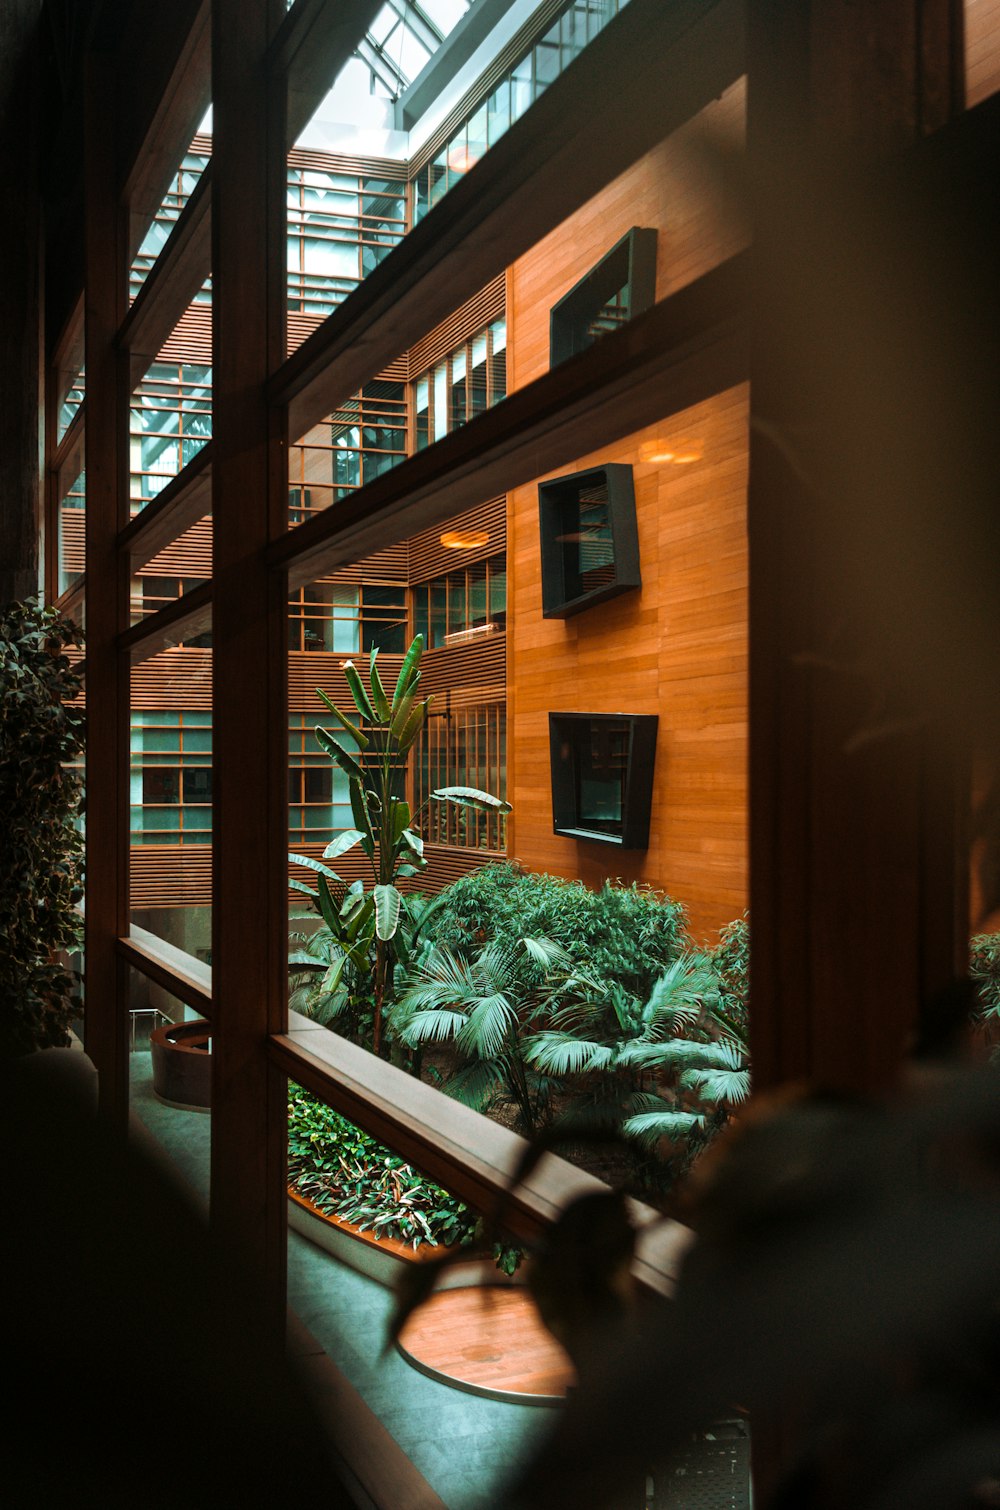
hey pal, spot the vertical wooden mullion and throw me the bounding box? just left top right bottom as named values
left=211, top=0, right=289, bottom=1336
left=83, top=47, right=131, bottom=1124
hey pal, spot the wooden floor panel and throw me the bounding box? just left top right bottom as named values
left=396, top=1286, right=574, bottom=1402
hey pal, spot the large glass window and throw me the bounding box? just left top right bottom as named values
left=413, top=320, right=506, bottom=450
left=130, top=362, right=213, bottom=510
left=289, top=381, right=407, bottom=523
left=412, top=552, right=506, bottom=648
left=412, top=0, right=632, bottom=222
left=130, top=712, right=213, bottom=845
left=287, top=169, right=407, bottom=316
left=129, top=149, right=212, bottom=304
left=289, top=713, right=353, bottom=845
left=287, top=582, right=407, bottom=653
left=415, top=701, right=507, bottom=850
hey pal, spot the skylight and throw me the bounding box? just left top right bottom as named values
left=355, top=0, right=475, bottom=101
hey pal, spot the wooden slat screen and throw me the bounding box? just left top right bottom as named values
left=407, top=494, right=506, bottom=581
left=406, top=273, right=505, bottom=376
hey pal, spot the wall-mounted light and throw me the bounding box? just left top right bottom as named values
left=440, top=529, right=489, bottom=550
left=443, top=622, right=498, bottom=645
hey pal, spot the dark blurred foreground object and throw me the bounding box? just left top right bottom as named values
left=0, top=1047, right=354, bottom=1508
left=502, top=1064, right=1000, bottom=1509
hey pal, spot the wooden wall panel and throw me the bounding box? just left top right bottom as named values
left=966, top=0, right=1000, bottom=105
left=504, top=114, right=750, bottom=941
left=507, top=80, right=747, bottom=394
left=507, top=386, right=748, bottom=943
left=406, top=274, right=505, bottom=377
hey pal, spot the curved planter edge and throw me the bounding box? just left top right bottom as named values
left=287, top=1189, right=523, bottom=1291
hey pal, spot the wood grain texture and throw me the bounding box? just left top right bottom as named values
left=396, top=1287, right=574, bottom=1400
left=507, top=376, right=748, bottom=942
left=967, top=0, right=1000, bottom=105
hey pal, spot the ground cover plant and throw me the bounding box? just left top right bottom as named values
left=287, top=1084, right=478, bottom=1251
left=0, top=599, right=84, bottom=1056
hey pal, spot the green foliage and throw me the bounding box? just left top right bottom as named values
left=287, top=1085, right=478, bottom=1250
left=425, top=862, right=688, bottom=1001
left=710, top=913, right=749, bottom=1036
left=0, top=598, right=84, bottom=1056
left=289, top=637, right=511, bottom=1056
left=970, top=931, right=1000, bottom=1024
left=390, top=935, right=572, bottom=1136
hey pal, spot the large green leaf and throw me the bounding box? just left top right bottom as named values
left=369, top=647, right=391, bottom=720
left=390, top=799, right=411, bottom=844
left=349, top=780, right=375, bottom=856
left=391, top=633, right=424, bottom=712
left=288, top=853, right=342, bottom=882
left=401, top=828, right=424, bottom=859
left=622, top=1109, right=705, bottom=1147
left=287, top=951, right=326, bottom=969
left=320, top=952, right=348, bottom=998
left=316, top=876, right=341, bottom=933
left=342, top=661, right=377, bottom=723
left=389, top=673, right=421, bottom=739
left=315, top=726, right=366, bottom=782
left=395, top=695, right=432, bottom=752
left=431, top=786, right=513, bottom=814
left=314, top=688, right=369, bottom=748
left=288, top=878, right=318, bottom=898
left=373, top=883, right=403, bottom=940
left=323, top=828, right=365, bottom=859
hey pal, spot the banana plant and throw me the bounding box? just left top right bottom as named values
left=289, top=633, right=511, bottom=1057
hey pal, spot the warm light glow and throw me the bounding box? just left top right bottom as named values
left=638, top=440, right=675, bottom=463
left=440, top=529, right=489, bottom=550
left=447, top=146, right=480, bottom=173
left=638, top=438, right=703, bottom=465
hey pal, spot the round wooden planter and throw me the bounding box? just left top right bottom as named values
left=287, top=1187, right=521, bottom=1292
left=150, top=1019, right=212, bottom=1111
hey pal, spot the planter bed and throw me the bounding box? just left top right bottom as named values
left=287, top=1186, right=520, bottom=1291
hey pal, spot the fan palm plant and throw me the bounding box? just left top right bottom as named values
left=525, top=951, right=750, bottom=1148
left=390, top=935, right=573, bottom=1137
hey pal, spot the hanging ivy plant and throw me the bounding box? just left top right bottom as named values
left=0, top=598, right=84, bottom=1056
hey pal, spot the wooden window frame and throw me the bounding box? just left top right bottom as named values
left=60, top=0, right=755, bottom=1495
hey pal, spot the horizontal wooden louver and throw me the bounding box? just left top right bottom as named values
left=407, top=274, right=505, bottom=377
left=287, top=147, right=408, bottom=180
left=130, top=842, right=501, bottom=909
left=60, top=509, right=85, bottom=572
left=140, top=518, right=212, bottom=577
left=416, top=636, right=506, bottom=698
left=156, top=304, right=212, bottom=366
left=130, top=648, right=212, bottom=709
left=407, top=495, right=506, bottom=580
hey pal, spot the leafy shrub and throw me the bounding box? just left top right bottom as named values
left=970, top=931, right=1000, bottom=1028
left=287, top=1085, right=478, bottom=1250
left=710, top=913, right=749, bottom=1036
left=427, top=862, right=688, bottom=1002
left=0, top=599, right=84, bottom=1056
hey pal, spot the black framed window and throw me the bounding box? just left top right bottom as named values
left=538, top=464, right=640, bottom=617
left=549, top=712, right=658, bottom=849
left=549, top=226, right=657, bottom=366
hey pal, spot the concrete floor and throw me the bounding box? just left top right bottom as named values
left=128, top=1053, right=554, bottom=1509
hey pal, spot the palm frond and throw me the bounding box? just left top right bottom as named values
left=622, top=1108, right=706, bottom=1148
left=397, top=1008, right=468, bottom=1046
left=680, top=1066, right=751, bottom=1107
left=642, top=952, right=720, bottom=1032
left=457, top=991, right=517, bottom=1059
left=444, top=1057, right=505, bottom=1112
left=618, top=1037, right=739, bottom=1072
left=524, top=1031, right=615, bottom=1075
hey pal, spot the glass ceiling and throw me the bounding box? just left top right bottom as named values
left=360, top=0, right=475, bottom=99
